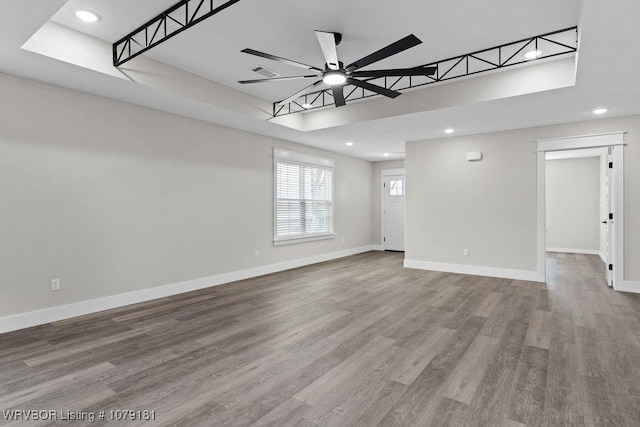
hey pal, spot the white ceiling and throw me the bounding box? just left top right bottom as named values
left=2, top=0, right=640, bottom=161
left=52, top=0, right=581, bottom=102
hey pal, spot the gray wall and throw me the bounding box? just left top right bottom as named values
left=0, top=73, right=374, bottom=317
left=406, top=131, right=537, bottom=272
left=546, top=157, right=600, bottom=252
left=406, top=115, right=640, bottom=281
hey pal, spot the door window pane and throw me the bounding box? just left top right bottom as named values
left=390, top=180, right=404, bottom=196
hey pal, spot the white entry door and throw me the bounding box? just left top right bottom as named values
left=604, top=151, right=614, bottom=287
left=383, top=175, right=405, bottom=251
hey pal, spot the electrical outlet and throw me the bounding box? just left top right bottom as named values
left=254, top=250, right=260, bottom=259
left=463, top=249, right=470, bottom=257
left=51, top=279, right=60, bottom=292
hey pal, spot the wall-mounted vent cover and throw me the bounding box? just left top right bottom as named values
left=252, top=66, right=280, bottom=78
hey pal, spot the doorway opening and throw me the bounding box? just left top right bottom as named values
left=536, top=132, right=625, bottom=288
left=381, top=168, right=405, bottom=252
left=545, top=148, right=608, bottom=285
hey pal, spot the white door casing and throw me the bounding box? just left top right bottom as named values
left=536, top=132, right=625, bottom=287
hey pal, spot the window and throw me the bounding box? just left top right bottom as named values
left=389, top=179, right=405, bottom=196
left=274, top=148, right=334, bottom=244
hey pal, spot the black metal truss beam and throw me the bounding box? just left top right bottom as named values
left=273, top=27, right=578, bottom=117
left=113, top=0, right=241, bottom=67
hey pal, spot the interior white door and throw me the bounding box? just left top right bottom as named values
left=383, top=175, right=405, bottom=251
left=604, top=151, right=614, bottom=286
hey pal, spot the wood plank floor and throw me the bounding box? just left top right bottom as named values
left=2, top=252, right=640, bottom=426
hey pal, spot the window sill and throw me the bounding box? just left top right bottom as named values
left=273, top=233, right=335, bottom=246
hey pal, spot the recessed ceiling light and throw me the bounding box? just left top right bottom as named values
left=445, top=128, right=455, bottom=134
left=301, top=103, right=313, bottom=109
left=345, top=141, right=355, bottom=146
left=322, top=70, right=347, bottom=86
left=592, top=108, right=608, bottom=115
left=523, top=49, right=542, bottom=60
left=383, top=153, right=391, bottom=157
left=75, top=10, right=100, bottom=23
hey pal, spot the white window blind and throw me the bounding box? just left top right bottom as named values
left=274, top=149, right=334, bottom=243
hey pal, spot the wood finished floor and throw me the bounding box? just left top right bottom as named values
left=2, top=252, right=640, bottom=426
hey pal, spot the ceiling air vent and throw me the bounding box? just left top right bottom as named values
left=251, top=66, right=280, bottom=79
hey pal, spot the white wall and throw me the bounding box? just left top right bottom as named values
left=406, top=115, right=640, bottom=283
left=546, top=157, right=600, bottom=253
left=0, top=73, right=374, bottom=319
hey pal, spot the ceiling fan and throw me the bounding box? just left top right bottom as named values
left=238, top=31, right=437, bottom=107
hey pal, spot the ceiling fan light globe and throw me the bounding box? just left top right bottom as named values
left=323, top=71, right=347, bottom=86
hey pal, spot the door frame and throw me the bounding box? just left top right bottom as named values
left=536, top=132, right=626, bottom=287
left=381, top=168, right=406, bottom=251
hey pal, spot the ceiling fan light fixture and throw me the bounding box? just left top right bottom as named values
left=323, top=70, right=347, bottom=86
left=75, top=10, right=100, bottom=23
left=523, top=49, right=542, bottom=60
left=241, top=32, right=423, bottom=109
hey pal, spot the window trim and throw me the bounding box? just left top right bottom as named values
left=273, top=148, right=335, bottom=245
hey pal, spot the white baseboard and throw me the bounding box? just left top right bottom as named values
left=546, top=248, right=601, bottom=255
left=546, top=248, right=606, bottom=263
left=371, top=245, right=384, bottom=251
left=404, top=259, right=540, bottom=282
left=0, top=245, right=375, bottom=334
left=614, top=280, right=640, bottom=294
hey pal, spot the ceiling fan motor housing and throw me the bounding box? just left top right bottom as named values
left=325, top=61, right=344, bottom=72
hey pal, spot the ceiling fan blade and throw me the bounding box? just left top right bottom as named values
left=238, top=75, right=319, bottom=84
left=241, top=48, right=323, bottom=72
left=332, top=86, right=346, bottom=107
left=347, top=78, right=401, bottom=99
left=277, top=80, right=324, bottom=106
left=345, top=34, right=422, bottom=72
left=316, top=30, right=340, bottom=70
left=351, top=65, right=437, bottom=78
